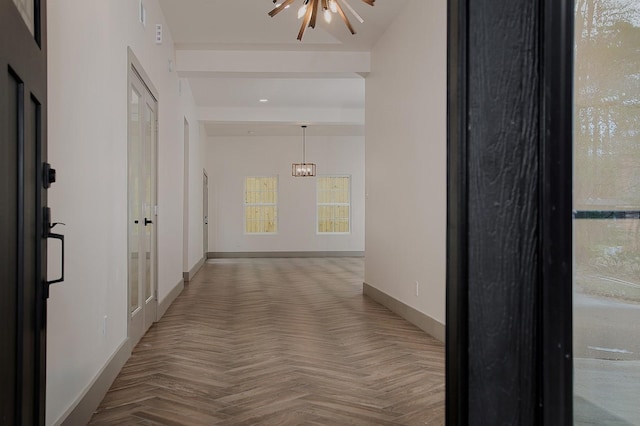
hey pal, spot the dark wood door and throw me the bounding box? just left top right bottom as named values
left=0, top=0, right=49, bottom=424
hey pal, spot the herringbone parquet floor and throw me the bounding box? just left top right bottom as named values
left=90, top=258, right=445, bottom=425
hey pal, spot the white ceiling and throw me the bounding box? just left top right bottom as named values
left=159, top=0, right=407, bottom=50
left=204, top=122, right=365, bottom=137
left=189, top=77, right=365, bottom=109
left=158, top=0, right=408, bottom=136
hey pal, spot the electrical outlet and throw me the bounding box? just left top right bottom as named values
left=102, top=315, right=108, bottom=337
left=415, top=281, right=419, bottom=296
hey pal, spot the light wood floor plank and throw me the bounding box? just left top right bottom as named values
left=90, top=258, right=444, bottom=424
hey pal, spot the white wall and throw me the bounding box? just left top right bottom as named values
left=186, top=121, right=206, bottom=269
left=364, top=0, right=447, bottom=325
left=47, top=0, right=201, bottom=423
left=207, top=135, right=365, bottom=253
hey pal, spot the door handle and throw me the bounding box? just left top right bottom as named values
left=144, top=217, right=153, bottom=226
left=47, top=231, right=64, bottom=286
left=44, top=207, right=65, bottom=288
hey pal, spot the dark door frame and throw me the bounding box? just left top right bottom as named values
left=446, top=0, right=574, bottom=424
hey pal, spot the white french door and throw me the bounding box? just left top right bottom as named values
left=128, top=64, right=158, bottom=345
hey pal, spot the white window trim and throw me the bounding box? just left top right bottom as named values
left=316, top=174, right=351, bottom=235
left=244, top=175, right=279, bottom=235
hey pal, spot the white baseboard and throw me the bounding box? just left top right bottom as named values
left=208, top=251, right=365, bottom=258
left=183, top=255, right=205, bottom=282
left=158, top=278, right=184, bottom=320
left=57, top=275, right=188, bottom=425
left=58, top=339, right=131, bottom=426
left=363, top=282, right=445, bottom=342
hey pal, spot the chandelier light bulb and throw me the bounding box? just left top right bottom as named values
left=324, top=8, right=332, bottom=23
left=297, top=3, right=307, bottom=19
left=329, top=0, right=338, bottom=13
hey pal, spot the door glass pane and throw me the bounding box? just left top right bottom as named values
left=573, top=0, right=640, bottom=424
left=129, top=86, right=141, bottom=313
left=144, top=103, right=154, bottom=301
left=11, top=0, right=34, bottom=37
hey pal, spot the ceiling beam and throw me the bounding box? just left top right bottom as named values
left=198, top=106, right=365, bottom=125
left=176, top=49, right=370, bottom=77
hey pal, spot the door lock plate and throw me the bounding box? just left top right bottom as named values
left=43, top=162, right=56, bottom=188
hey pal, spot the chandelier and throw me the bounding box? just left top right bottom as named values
left=292, top=125, right=316, bottom=177
left=269, top=0, right=375, bottom=41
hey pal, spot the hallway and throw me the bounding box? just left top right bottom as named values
left=89, top=258, right=445, bottom=425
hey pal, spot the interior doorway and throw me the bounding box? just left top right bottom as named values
left=127, top=52, right=158, bottom=345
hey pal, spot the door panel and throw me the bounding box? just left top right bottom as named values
left=203, top=172, right=208, bottom=257
left=183, top=119, right=189, bottom=273
left=144, top=100, right=153, bottom=304
left=128, top=65, right=157, bottom=345
left=129, top=85, right=141, bottom=316
left=0, top=62, right=20, bottom=426
left=21, top=95, right=38, bottom=423
left=0, top=0, right=49, bottom=423
left=143, top=98, right=156, bottom=327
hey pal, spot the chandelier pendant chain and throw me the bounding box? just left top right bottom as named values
left=303, top=125, right=307, bottom=164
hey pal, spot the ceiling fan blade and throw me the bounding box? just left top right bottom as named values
left=335, top=0, right=356, bottom=34
left=268, top=0, right=297, bottom=17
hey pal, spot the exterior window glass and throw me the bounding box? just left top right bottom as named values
left=573, top=0, right=640, bottom=423
left=317, top=176, right=350, bottom=233
left=244, top=176, right=278, bottom=234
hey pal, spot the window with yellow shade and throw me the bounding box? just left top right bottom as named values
left=317, top=176, right=350, bottom=234
left=244, top=176, right=278, bottom=234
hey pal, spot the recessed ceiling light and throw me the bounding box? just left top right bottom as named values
left=259, top=99, right=269, bottom=103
